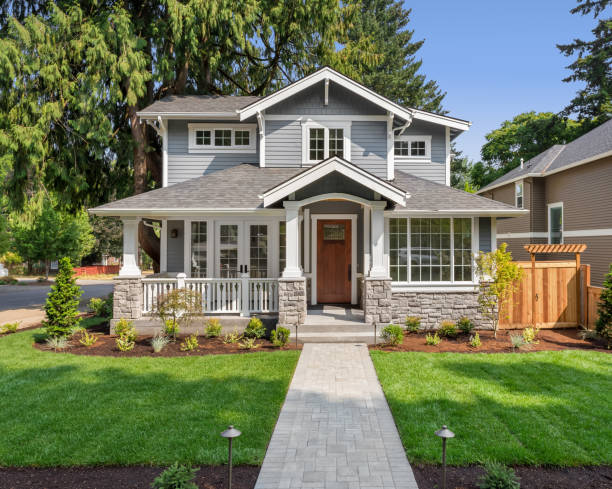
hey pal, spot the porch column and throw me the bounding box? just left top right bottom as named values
left=282, top=202, right=303, bottom=278
left=369, top=202, right=388, bottom=278
left=119, top=217, right=142, bottom=277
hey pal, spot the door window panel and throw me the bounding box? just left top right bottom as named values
left=249, top=224, right=268, bottom=278
left=190, top=222, right=207, bottom=278
left=219, top=224, right=239, bottom=277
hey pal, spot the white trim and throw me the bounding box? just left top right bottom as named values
left=261, top=156, right=408, bottom=207
left=363, top=205, right=371, bottom=276
left=264, top=114, right=390, bottom=121
left=445, top=127, right=451, bottom=186
left=187, top=123, right=256, bottom=153
left=515, top=180, right=524, bottom=208
left=496, top=232, right=548, bottom=239
left=160, top=219, right=167, bottom=273
left=564, top=228, right=612, bottom=237
left=385, top=209, right=528, bottom=217
left=310, top=213, right=358, bottom=305
left=304, top=208, right=311, bottom=273
left=393, top=134, right=432, bottom=160
left=90, top=208, right=286, bottom=217
left=238, top=67, right=471, bottom=131
left=256, top=112, right=265, bottom=167
left=138, top=112, right=239, bottom=120
left=301, top=120, right=351, bottom=165
left=183, top=218, right=192, bottom=277
left=119, top=217, right=142, bottom=277
left=160, top=117, right=168, bottom=188
left=547, top=202, right=564, bottom=244
left=387, top=112, right=394, bottom=180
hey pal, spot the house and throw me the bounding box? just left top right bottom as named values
left=90, top=67, right=525, bottom=330
left=477, top=119, right=612, bottom=286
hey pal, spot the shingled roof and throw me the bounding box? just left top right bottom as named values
left=137, top=95, right=262, bottom=117
left=478, top=119, right=612, bottom=193
left=90, top=164, right=523, bottom=216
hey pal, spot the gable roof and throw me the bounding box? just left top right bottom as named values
left=477, top=119, right=612, bottom=194
left=261, top=156, right=409, bottom=207
left=89, top=164, right=524, bottom=217
left=137, top=95, right=262, bottom=119
left=239, top=67, right=471, bottom=132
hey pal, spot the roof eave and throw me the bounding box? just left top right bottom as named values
left=386, top=209, right=529, bottom=217
left=89, top=207, right=284, bottom=217
left=136, top=111, right=240, bottom=120
left=476, top=173, right=542, bottom=194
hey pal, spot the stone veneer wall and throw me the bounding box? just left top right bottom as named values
left=390, top=290, right=489, bottom=329
left=278, top=278, right=307, bottom=327
left=363, top=278, right=392, bottom=325
left=112, top=277, right=143, bottom=324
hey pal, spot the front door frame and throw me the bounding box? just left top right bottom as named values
left=311, top=213, right=357, bottom=305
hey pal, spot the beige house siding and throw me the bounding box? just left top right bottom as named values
left=488, top=182, right=530, bottom=234
left=530, top=178, right=547, bottom=233
left=565, top=236, right=612, bottom=287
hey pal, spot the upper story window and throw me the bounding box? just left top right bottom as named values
left=515, top=181, right=524, bottom=208
left=188, top=123, right=256, bottom=153
left=302, top=122, right=350, bottom=165
left=393, top=135, right=432, bottom=159
left=548, top=203, right=563, bottom=244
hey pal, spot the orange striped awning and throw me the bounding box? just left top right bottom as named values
left=523, top=244, right=587, bottom=254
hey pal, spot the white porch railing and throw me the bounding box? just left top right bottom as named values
left=142, top=276, right=279, bottom=315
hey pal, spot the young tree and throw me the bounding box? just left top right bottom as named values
left=557, top=0, right=611, bottom=121
left=450, top=146, right=473, bottom=190
left=475, top=243, right=523, bottom=338
left=43, top=257, right=82, bottom=337
left=595, top=264, right=612, bottom=348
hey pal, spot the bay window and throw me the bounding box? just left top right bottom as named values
left=389, top=217, right=473, bottom=283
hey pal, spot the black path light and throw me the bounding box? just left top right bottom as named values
left=435, top=425, right=455, bottom=489
left=220, top=425, right=241, bottom=489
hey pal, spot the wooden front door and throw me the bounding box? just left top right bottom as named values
left=317, top=219, right=351, bottom=303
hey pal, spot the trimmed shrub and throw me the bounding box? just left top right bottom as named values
left=457, top=317, right=475, bottom=334
left=239, top=337, right=260, bottom=350
left=223, top=330, right=242, bottom=344
left=43, top=257, right=82, bottom=337
left=114, top=318, right=136, bottom=342
left=477, top=461, right=520, bottom=489
left=271, top=327, right=291, bottom=348
left=151, top=462, right=198, bottom=489
left=180, top=333, right=199, bottom=352
left=88, top=294, right=113, bottom=318
left=469, top=332, right=482, bottom=348
left=163, top=319, right=179, bottom=339
left=439, top=320, right=458, bottom=337
left=204, top=318, right=222, bottom=338
left=522, top=327, right=539, bottom=344
left=425, top=332, right=441, bottom=346
left=405, top=316, right=421, bottom=333
left=244, top=317, right=266, bottom=339
left=1, top=322, right=19, bottom=334
left=76, top=328, right=98, bottom=347
left=381, top=324, right=403, bottom=346
left=116, top=336, right=135, bottom=351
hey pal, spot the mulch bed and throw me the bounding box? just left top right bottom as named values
left=0, top=465, right=259, bottom=489
left=413, top=464, right=612, bottom=489
left=370, top=327, right=610, bottom=353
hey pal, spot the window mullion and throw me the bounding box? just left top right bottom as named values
left=324, top=127, right=329, bottom=159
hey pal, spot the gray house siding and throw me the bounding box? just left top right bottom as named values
left=478, top=217, right=492, bottom=252
left=166, top=220, right=184, bottom=273
left=265, top=120, right=302, bottom=167
left=350, top=121, right=387, bottom=179
left=394, top=119, right=446, bottom=184
left=167, top=119, right=259, bottom=185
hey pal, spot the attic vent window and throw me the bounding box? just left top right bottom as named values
left=394, top=135, right=431, bottom=159
left=188, top=124, right=256, bottom=153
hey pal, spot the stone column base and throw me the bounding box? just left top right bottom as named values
left=278, top=277, right=307, bottom=328
left=112, top=277, right=143, bottom=322
left=363, top=277, right=392, bottom=326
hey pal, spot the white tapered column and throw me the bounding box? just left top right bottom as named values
left=119, top=217, right=142, bottom=277
left=282, top=202, right=303, bottom=278
left=369, top=202, right=388, bottom=278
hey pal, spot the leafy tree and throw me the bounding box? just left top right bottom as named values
left=475, top=243, right=523, bottom=338
left=596, top=264, right=612, bottom=348
left=0, top=213, right=9, bottom=258
left=43, top=257, right=82, bottom=337
left=450, top=145, right=473, bottom=189
left=343, top=0, right=445, bottom=112
left=11, top=198, right=95, bottom=278
left=87, top=216, right=122, bottom=264
left=557, top=0, right=611, bottom=121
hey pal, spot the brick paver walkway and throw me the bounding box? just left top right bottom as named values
left=254, top=343, right=419, bottom=489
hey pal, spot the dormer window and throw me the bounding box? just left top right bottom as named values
left=394, top=135, right=431, bottom=159
left=515, top=181, right=524, bottom=208
left=302, top=121, right=350, bottom=165
left=188, top=123, right=256, bottom=153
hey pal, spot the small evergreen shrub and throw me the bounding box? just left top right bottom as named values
left=1, top=322, right=19, bottom=334
left=223, top=330, right=242, bottom=344
left=596, top=264, right=612, bottom=348
left=180, top=333, right=199, bottom=351
left=271, top=327, right=291, bottom=347
left=244, top=317, right=266, bottom=338
left=163, top=319, right=179, bottom=339
left=76, top=328, right=98, bottom=347
left=151, top=332, right=170, bottom=353
left=239, top=337, right=260, bottom=350
left=116, top=336, right=135, bottom=351
left=204, top=318, right=222, bottom=338
left=46, top=336, right=70, bottom=351
left=381, top=324, right=403, bottom=345
left=425, top=332, right=441, bottom=346
left=477, top=461, right=521, bottom=489
left=114, top=318, right=136, bottom=342
left=405, top=316, right=421, bottom=333
left=522, top=327, right=539, bottom=344
left=43, top=257, right=82, bottom=337
left=88, top=294, right=113, bottom=318
left=457, top=317, right=475, bottom=334
left=469, top=332, right=482, bottom=348
left=151, top=462, right=198, bottom=489
left=439, top=320, right=458, bottom=337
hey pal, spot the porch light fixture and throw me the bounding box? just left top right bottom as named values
left=435, top=425, right=455, bottom=489
left=170, top=229, right=178, bottom=238
left=220, top=425, right=241, bottom=489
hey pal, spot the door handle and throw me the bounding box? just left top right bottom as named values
left=244, top=265, right=248, bottom=273
left=239, top=265, right=243, bottom=273
left=348, top=264, right=351, bottom=281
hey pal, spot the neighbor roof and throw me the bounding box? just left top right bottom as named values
left=90, top=164, right=524, bottom=217
left=137, top=95, right=262, bottom=118
left=477, top=119, right=612, bottom=194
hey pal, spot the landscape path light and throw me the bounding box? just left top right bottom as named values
left=220, top=425, right=241, bottom=489
left=434, top=424, right=455, bottom=489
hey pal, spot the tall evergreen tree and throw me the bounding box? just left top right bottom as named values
left=557, top=0, right=611, bottom=121
left=43, top=257, right=82, bottom=337
left=596, top=264, right=612, bottom=348
left=344, top=0, right=445, bottom=111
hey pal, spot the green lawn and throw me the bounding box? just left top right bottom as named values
left=371, top=350, right=612, bottom=466
left=0, top=329, right=299, bottom=467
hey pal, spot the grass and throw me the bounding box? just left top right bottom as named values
left=0, top=329, right=299, bottom=467
left=371, top=350, right=612, bottom=466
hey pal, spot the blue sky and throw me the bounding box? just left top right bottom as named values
left=403, top=0, right=598, bottom=161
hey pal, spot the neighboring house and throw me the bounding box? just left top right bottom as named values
left=91, top=67, right=524, bottom=328
left=478, top=119, right=612, bottom=286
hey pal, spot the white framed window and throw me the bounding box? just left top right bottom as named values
left=188, top=123, right=256, bottom=153
left=548, top=202, right=563, bottom=244
left=302, top=121, right=351, bottom=165
left=393, top=135, right=432, bottom=159
left=389, top=217, right=474, bottom=284
left=515, top=181, right=524, bottom=208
